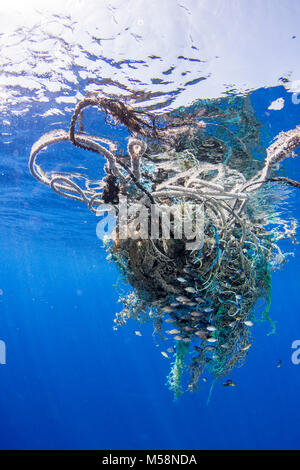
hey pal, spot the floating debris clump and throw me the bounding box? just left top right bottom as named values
left=29, top=89, right=300, bottom=398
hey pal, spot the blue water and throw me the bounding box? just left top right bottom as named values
left=1, top=1, right=300, bottom=451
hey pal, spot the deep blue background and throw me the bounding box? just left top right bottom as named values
left=0, top=87, right=299, bottom=450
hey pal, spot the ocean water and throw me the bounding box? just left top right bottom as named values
left=0, top=0, right=300, bottom=451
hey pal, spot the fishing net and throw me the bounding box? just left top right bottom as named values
left=29, top=89, right=300, bottom=398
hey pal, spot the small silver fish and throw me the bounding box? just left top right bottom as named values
left=134, top=330, right=142, bottom=337
left=183, top=326, right=194, bottom=332
left=161, top=351, right=169, bottom=358
left=182, top=337, right=191, bottom=343
left=190, top=311, right=203, bottom=317
left=187, top=301, right=197, bottom=307
left=170, top=302, right=180, bottom=307
left=244, top=321, right=254, bottom=327
left=162, top=306, right=173, bottom=313
left=195, top=297, right=205, bottom=303
left=176, top=296, right=190, bottom=303
left=177, top=277, right=187, bottom=283
left=185, top=286, right=197, bottom=294
left=174, top=335, right=184, bottom=341
left=195, top=330, right=208, bottom=339
left=166, top=329, right=181, bottom=335
left=222, top=379, right=236, bottom=387
left=167, top=347, right=175, bottom=354
left=241, top=343, right=251, bottom=351
left=207, top=337, right=217, bottom=343
left=165, top=318, right=175, bottom=323
left=204, top=307, right=214, bottom=313
left=206, top=326, right=217, bottom=332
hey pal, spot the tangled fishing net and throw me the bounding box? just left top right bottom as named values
left=29, top=88, right=300, bottom=398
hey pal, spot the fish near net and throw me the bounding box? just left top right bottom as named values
left=29, top=90, right=300, bottom=398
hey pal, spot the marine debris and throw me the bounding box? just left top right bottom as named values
left=29, top=88, right=300, bottom=398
